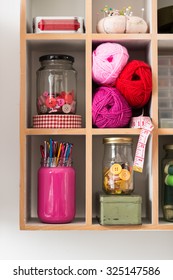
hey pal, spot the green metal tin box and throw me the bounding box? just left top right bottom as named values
left=97, top=193, right=142, bottom=225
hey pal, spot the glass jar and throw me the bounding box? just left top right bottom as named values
left=161, top=144, right=173, bottom=222
left=38, top=163, right=76, bottom=223
left=103, top=137, right=134, bottom=194
left=36, top=54, right=77, bottom=115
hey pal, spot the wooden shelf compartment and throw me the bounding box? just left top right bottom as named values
left=158, top=40, right=173, bottom=129
left=158, top=136, right=173, bottom=224
left=92, top=38, right=153, bottom=129
left=92, top=0, right=153, bottom=34
left=24, top=0, right=86, bottom=34
left=24, top=39, right=86, bottom=129
left=92, top=134, right=154, bottom=225
left=20, top=134, right=86, bottom=229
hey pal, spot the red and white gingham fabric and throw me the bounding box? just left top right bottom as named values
left=33, top=114, right=82, bottom=128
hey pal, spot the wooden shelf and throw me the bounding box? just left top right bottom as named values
left=92, top=128, right=141, bottom=135
left=25, top=128, right=86, bottom=135
left=21, top=218, right=173, bottom=231
left=157, top=34, right=173, bottom=40
left=158, top=128, right=173, bottom=135
left=25, top=33, right=86, bottom=40
left=20, top=0, right=173, bottom=230
left=91, top=33, right=152, bottom=42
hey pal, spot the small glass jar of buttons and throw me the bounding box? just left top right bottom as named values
left=103, top=137, right=134, bottom=195
left=36, top=54, right=77, bottom=115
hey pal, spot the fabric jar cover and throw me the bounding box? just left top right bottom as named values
left=33, top=114, right=82, bottom=128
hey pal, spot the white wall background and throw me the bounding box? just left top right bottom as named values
left=0, top=0, right=173, bottom=260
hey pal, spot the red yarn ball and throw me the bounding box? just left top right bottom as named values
left=115, top=60, right=152, bottom=108
left=92, top=86, right=132, bottom=128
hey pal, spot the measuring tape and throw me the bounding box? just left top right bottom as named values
left=130, top=116, right=154, bottom=173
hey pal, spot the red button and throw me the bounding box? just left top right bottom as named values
left=45, top=97, right=56, bottom=108
left=65, top=94, right=74, bottom=104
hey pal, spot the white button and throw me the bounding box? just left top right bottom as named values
left=62, top=104, right=71, bottom=114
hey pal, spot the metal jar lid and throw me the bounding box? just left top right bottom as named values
left=164, top=144, right=173, bottom=150
left=103, top=137, right=133, bottom=144
left=39, top=54, right=74, bottom=63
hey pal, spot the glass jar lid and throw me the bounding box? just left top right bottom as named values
left=39, top=54, right=74, bottom=63
left=103, top=137, right=133, bottom=144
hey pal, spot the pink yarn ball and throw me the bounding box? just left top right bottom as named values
left=92, top=42, right=129, bottom=85
left=92, top=87, right=132, bottom=128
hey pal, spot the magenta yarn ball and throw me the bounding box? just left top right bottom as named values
left=92, top=87, right=132, bottom=128
left=92, top=42, right=129, bottom=85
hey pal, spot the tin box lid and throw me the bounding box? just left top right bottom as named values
left=99, top=193, right=142, bottom=203
left=103, top=137, right=133, bottom=144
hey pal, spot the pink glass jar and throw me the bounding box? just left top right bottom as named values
left=38, top=166, right=76, bottom=223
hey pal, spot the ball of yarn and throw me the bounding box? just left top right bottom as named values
left=116, top=60, right=152, bottom=108
left=92, top=42, right=129, bottom=85
left=92, top=86, right=132, bottom=128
